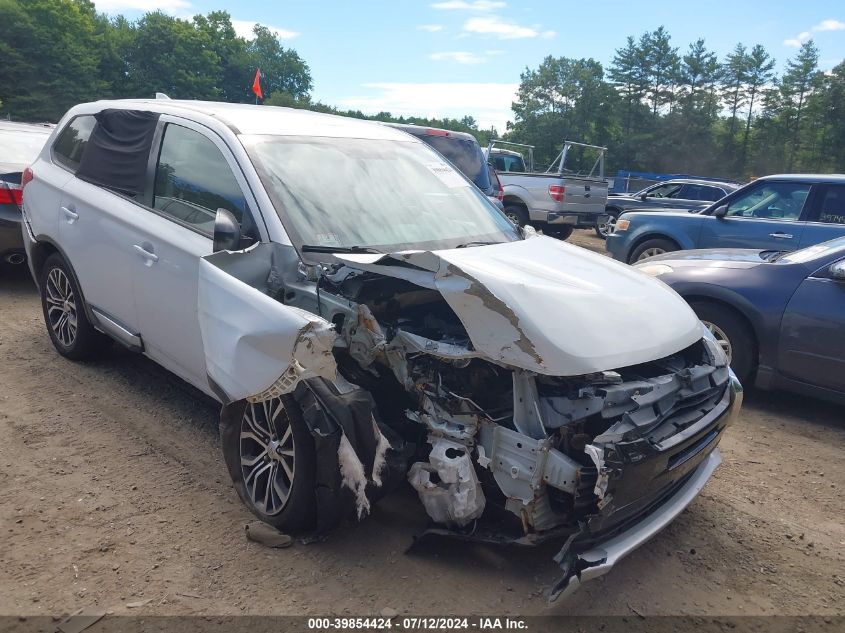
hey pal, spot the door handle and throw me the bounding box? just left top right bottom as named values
left=61, top=206, right=78, bottom=223
left=769, top=232, right=793, bottom=239
left=133, top=244, right=159, bottom=265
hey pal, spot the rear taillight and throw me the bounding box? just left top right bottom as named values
left=0, top=183, right=23, bottom=205
left=21, top=167, right=34, bottom=188
left=549, top=184, right=565, bottom=202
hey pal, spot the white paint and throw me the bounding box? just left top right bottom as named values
left=197, top=257, right=336, bottom=402
left=338, top=236, right=703, bottom=377
left=337, top=434, right=371, bottom=519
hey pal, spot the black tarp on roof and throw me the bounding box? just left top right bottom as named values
left=76, top=109, right=160, bottom=197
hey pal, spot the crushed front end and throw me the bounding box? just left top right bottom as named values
left=200, top=237, right=742, bottom=600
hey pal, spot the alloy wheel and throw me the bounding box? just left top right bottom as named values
left=240, top=398, right=296, bottom=516
left=702, top=320, right=733, bottom=364
left=636, top=247, right=666, bottom=261
left=45, top=268, right=78, bottom=348
left=597, top=214, right=617, bottom=237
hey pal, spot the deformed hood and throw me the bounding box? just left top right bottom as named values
left=337, top=236, right=702, bottom=376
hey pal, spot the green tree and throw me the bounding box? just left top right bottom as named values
left=780, top=40, right=821, bottom=170
left=721, top=43, right=748, bottom=141
left=245, top=25, right=312, bottom=102
left=126, top=11, right=221, bottom=99
left=740, top=44, right=776, bottom=172
left=0, top=0, right=105, bottom=120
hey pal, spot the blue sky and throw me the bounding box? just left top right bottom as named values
left=94, top=1, right=845, bottom=132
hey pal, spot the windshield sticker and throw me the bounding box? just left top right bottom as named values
left=426, top=163, right=469, bottom=189
left=315, top=232, right=342, bottom=246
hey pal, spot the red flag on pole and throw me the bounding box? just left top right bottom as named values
left=252, top=69, right=263, bottom=100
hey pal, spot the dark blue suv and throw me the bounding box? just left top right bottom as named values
left=606, top=174, right=845, bottom=264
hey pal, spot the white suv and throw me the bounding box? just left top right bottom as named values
left=22, top=99, right=741, bottom=599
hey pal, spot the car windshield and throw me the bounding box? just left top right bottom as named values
left=0, top=128, right=51, bottom=171
left=778, top=236, right=845, bottom=264
left=242, top=135, right=519, bottom=256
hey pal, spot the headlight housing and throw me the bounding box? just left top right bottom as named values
left=615, top=218, right=630, bottom=231
left=637, top=263, right=673, bottom=277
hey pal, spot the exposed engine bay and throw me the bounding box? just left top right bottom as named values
left=197, top=237, right=741, bottom=600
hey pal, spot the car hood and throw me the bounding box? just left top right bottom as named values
left=638, top=248, right=767, bottom=270
left=336, top=236, right=702, bottom=376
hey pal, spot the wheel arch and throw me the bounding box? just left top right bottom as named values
left=683, top=293, right=761, bottom=370
left=34, top=237, right=99, bottom=327
left=626, top=233, right=683, bottom=263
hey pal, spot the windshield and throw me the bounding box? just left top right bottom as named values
left=421, top=134, right=492, bottom=192
left=243, top=135, right=519, bottom=256
left=778, top=236, right=845, bottom=264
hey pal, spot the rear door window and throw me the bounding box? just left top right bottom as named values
left=153, top=123, right=249, bottom=236
left=814, top=185, right=845, bottom=225
left=52, top=116, right=97, bottom=171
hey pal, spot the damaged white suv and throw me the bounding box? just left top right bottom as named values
left=22, top=100, right=742, bottom=599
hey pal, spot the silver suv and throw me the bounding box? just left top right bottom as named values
left=22, top=100, right=741, bottom=600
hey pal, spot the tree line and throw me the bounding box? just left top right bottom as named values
left=506, top=27, right=845, bottom=179
left=1, top=2, right=842, bottom=179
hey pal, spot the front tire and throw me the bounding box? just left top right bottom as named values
left=39, top=253, right=110, bottom=360
left=220, top=397, right=317, bottom=533
left=629, top=238, right=678, bottom=263
left=544, top=226, right=574, bottom=240
left=691, top=301, right=756, bottom=385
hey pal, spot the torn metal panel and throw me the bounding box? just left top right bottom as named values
left=198, top=255, right=336, bottom=403
left=338, top=236, right=704, bottom=377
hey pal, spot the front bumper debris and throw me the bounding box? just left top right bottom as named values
left=548, top=371, right=742, bottom=601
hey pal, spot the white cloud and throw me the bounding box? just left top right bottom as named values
left=464, top=15, right=546, bottom=39
left=232, top=20, right=299, bottom=40
left=431, top=1, right=506, bottom=10
left=430, top=51, right=487, bottom=64
left=784, top=18, right=845, bottom=46
left=94, top=0, right=191, bottom=11
left=337, top=82, right=518, bottom=133
left=418, top=24, right=445, bottom=32
left=815, top=19, right=845, bottom=32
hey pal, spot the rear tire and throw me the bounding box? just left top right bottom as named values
left=690, top=301, right=756, bottom=386
left=629, top=238, right=678, bottom=264
left=504, top=204, right=529, bottom=227
left=220, top=397, right=317, bottom=533
left=39, top=253, right=110, bottom=360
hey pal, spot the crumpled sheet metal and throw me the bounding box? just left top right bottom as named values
left=336, top=236, right=702, bottom=377
left=198, top=257, right=337, bottom=403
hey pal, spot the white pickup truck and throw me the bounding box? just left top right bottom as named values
left=486, top=140, right=609, bottom=239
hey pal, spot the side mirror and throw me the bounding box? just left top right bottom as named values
left=830, top=261, right=845, bottom=282
left=213, top=208, right=242, bottom=253
left=640, top=192, right=648, bottom=201
left=713, top=204, right=728, bottom=218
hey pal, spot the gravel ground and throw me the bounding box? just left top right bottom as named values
left=0, top=231, right=843, bottom=618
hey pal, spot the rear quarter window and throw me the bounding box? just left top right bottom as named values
left=52, top=116, right=97, bottom=172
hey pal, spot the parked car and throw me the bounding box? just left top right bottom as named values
left=484, top=140, right=609, bottom=239
left=382, top=123, right=503, bottom=209
left=23, top=100, right=740, bottom=600
left=0, top=121, right=53, bottom=270
left=636, top=237, right=845, bottom=405
left=598, top=178, right=741, bottom=238
left=606, top=175, right=845, bottom=264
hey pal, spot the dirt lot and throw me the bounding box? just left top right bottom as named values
left=1, top=230, right=843, bottom=618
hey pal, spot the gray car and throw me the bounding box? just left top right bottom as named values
left=635, top=238, right=845, bottom=404
left=599, top=179, right=741, bottom=238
